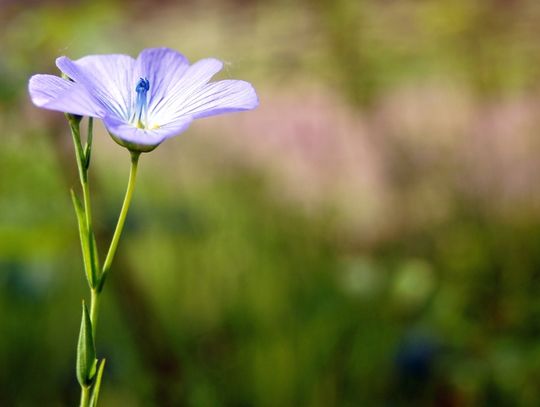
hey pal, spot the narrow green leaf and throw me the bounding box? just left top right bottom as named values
left=90, top=359, right=106, bottom=407
left=70, top=188, right=84, bottom=220
left=84, top=143, right=92, bottom=170
left=67, top=111, right=87, bottom=185
left=84, top=118, right=93, bottom=170
left=76, top=300, right=97, bottom=387
left=71, top=190, right=95, bottom=288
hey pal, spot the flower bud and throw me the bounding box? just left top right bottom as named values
left=76, top=300, right=97, bottom=387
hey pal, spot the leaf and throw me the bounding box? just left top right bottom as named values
left=84, top=117, right=94, bottom=170
left=71, top=189, right=96, bottom=288
left=84, top=143, right=92, bottom=170
left=76, top=300, right=97, bottom=387
left=90, top=359, right=106, bottom=407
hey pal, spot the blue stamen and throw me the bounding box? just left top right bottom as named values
left=134, top=77, right=150, bottom=128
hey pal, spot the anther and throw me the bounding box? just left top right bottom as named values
left=134, top=77, right=150, bottom=128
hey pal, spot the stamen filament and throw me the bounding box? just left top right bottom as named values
left=134, top=77, right=150, bottom=128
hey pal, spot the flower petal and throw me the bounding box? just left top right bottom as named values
left=103, top=114, right=193, bottom=152
left=164, top=79, right=259, bottom=120
left=28, top=74, right=104, bottom=117
left=56, top=54, right=135, bottom=120
left=135, top=48, right=190, bottom=112
left=148, top=57, right=224, bottom=123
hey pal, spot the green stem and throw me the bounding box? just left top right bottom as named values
left=70, top=116, right=140, bottom=406
left=79, top=120, right=97, bottom=284
left=69, top=119, right=98, bottom=286
left=77, top=152, right=140, bottom=406
left=89, top=288, right=101, bottom=338
left=99, top=151, right=140, bottom=291
left=80, top=386, right=90, bottom=407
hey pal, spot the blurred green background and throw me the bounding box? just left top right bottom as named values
left=2, top=0, right=540, bottom=405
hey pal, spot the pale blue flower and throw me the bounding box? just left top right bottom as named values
left=29, top=48, right=259, bottom=151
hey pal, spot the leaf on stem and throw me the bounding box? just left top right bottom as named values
left=84, top=143, right=92, bottom=170
left=71, top=189, right=96, bottom=288
left=84, top=118, right=93, bottom=170
left=90, top=358, right=106, bottom=407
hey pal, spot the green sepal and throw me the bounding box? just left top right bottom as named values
left=64, top=112, right=82, bottom=126
left=90, top=358, right=106, bottom=407
left=76, top=301, right=97, bottom=387
left=70, top=189, right=96, bottom=288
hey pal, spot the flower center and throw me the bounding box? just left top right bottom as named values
left=133, top=77, right=150, bottom=129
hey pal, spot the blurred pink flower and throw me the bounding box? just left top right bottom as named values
left=199, top=82, right=540, bottom=241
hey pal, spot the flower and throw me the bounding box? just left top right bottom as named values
left=28, top=47, right=259, bottom=152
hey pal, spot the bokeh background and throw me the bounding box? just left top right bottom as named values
left=2, top=0, right=540, bottom=405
